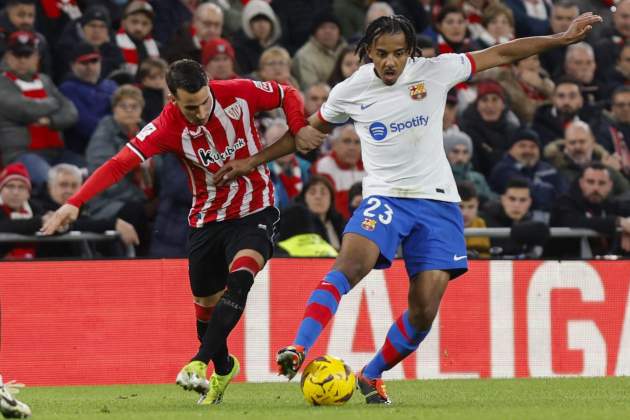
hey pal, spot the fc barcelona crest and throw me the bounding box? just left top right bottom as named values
left=361, top=218, right=377, bottom=232
left=409, top=82, right=427, bottom=100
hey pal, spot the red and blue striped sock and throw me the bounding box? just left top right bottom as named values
left=362, top=310, right=430, bottom=379
left=294, top=270, right=351, bottom=352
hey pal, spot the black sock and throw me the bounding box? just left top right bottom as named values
left=196, top=320, right=208, bottom=345
left=213, top=343, right=232, bottom=375
left=193, top=270, right=254, bottom=364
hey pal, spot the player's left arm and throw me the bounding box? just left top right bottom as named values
left=470, top=12, right=602, bottom=73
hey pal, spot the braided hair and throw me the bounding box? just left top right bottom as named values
left=355, top=15, right=419, bottom=63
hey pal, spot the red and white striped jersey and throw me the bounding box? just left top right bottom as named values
left=127, top=79, right=290, bottom=227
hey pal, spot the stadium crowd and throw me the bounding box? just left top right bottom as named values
left=0, top=0, right=629, bottom=260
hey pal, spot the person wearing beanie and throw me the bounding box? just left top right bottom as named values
left=291, top=10, right=347, bottom=90
left=115, top=0, right=160, bottom=76
left=0, top=162, right=42, bottom=259
left=489, top=126, right=568, bottom=221
left=444, top=130, right=496, bottom=203
left=201, top=38, right=239, bottom=80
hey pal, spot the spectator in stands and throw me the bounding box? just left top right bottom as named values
left=545, top=120, right=629, bottom=195
left=35, top=0, right=80, bottom=46
left=0, top=31, right=79, bottom=188
left=532, top=78, right=590, bottom=146
left=277, top=175, right=345, bottom=256
left=0, top=0, right=53, bottom=76
left=457, top=181, right=490, bottom=258
left=333, top=0, right=368, bottom=40
left=202, top=38, right=239, bottom=80
left=484, top=178, right=549, bottom=257
left=292, top=12, right=347, bottom=90
left=85, top=85, right=150, bottom=253
left=490, top=128, right=567, bottom=220
left=348, top=181, right=362, bottom=216
left=563, top=42, right=603, bottom=105
left=597, top=86, right=630, bottom=169
left=327, top=45, right=360, bottom=88
left=264, top=120, right=311, bottom=209
left=231, top=0, right=281, bottom=75
left=364, top=2, right=395, bottom=31
left=444, top=130, right=496, bottom=203
left=495, top=54, right=555, bottom=124
left=55, top=6, right=123, bottom=83
left=551, top=162, right=630, bottom=257
left=603, top=41, right=630, bottom=99
left=164, top=3, right=223, bottom=63
left=539, top=0, right=579, bottom=77
left=149, top=153, right=191, bottom=258
left=59, top=43, right=118, bottom=156
left=435, top=5, right=479, bottom=55
left=0, top=162, right=41, bottom=259
left=304, top=82, right=330, bottom=118
left=206, top=0, right=243, bottom=37
left=443, top=88, right=460, bottom=134
left=504, top=0, right=551, bottom=37
left=472, top=3, right=514, bottom=49
left=34, top=163, right=139, bottom=257
left=271, top=0, right=331, bottom=55
left=116, top=1, right=160, bottom=77
left=137, top=57, right=168, bottom=122
left=389, top=0, right=426, bottom=34
left=312, top=123, right=366, bottom=219
left=594, top=0, right=630, bottom=82
left=460, top=80, right=519, bottom=175
left=253, top=46, right=298, bottom=87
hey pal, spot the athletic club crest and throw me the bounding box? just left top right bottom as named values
left=224, top=103, right=242, bottom=120
left=361, top=218, right=377, bottom=232
left=409, top=82, right=427, bottom=100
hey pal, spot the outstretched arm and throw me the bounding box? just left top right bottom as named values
left=471, top=12, right=602, bottom=73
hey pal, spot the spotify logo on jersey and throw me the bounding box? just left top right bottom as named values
left=369, top=122, right=387, bottom=141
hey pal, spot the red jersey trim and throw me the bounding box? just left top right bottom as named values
left=465, top=52, right=477, bottom=77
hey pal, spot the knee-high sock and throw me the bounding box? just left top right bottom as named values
left=194, top=302, right=231, bottom=375
left=192, top=256, right=259, bottom=369
left=294, top=270, right=351, bottom=352
left=362, top=310, right=431, bottom=379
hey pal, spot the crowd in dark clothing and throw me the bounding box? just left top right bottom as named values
left=1, top=0, right=630, bottom=260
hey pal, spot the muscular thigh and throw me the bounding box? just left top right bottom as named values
left=187, top=224, right=230, bottom=297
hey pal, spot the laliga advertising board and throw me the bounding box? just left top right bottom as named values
left=1, top=259, right=630, bottom=385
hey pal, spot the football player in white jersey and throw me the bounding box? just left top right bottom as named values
left=215, top=13, right=601, bottom=404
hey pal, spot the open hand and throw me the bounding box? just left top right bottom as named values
left=560, top=12, right=602, bottom=45
left=40, top=203, right=79, bottom=235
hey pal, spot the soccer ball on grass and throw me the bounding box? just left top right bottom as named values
left=300, top=355, right=355, bottom=406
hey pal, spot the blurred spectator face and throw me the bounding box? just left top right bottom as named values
left=486, top=13, right=513, bottom=40
left=614, top=0, right=630, bottom=39
left=501, top=187, right=531, bottom=221
left=250, top=16, right=273, bottom=43
left=304, top=83, right=330, bottom=116
left=550, top=5, right=579, bottom=33
left=260, top=54, right=291, bottom=84
left=509, top=139, right=540, bottom=167
left=438, top=11, right=466, bottom=43
left=477, top=93, right=504, bottom=122
left=552, top=83, right=583, bottom=117
left=315, top=22, right=340, bottom=50
left=141, top=66, right=166, bottom=90
left=0, top=179, right=29, bottom=210
left=83, top=20, right=110, bottom=47
left=194, top=4, right=223, bottom=42
left=205, top=54, right=234, bottom=80
left=113, top=96, right=143, bottom=128
left=7, top=2, right=35, bottom=31
left=365, top=2, right=394, bottom=28
left=612, top=91, right=630, bottom=124
left=341, top=50, right=360, bottom=78
left=123, top=13, right=153, bottom=41
left=332, top=126, right=361, bottom=166
left=71, top=57, right=101, bottom=84
left=265, top=123, right=293, bottom=165
left=564, top=123, right=595, bottom=166
left=5, top=50, right=39, bottom=77
left=579, top=168, right=613, bottom=204
left=443, top=101, right=457, bottom=130
left=617, top=45, right=630, bottom=78
left=514, top=54, right=541, bottom=75
left=565, top=47, right=596, bottom=84
left=305, top=181, right=332, bottom=218
left=49, top=171, right=81, bottom=205
left=447, top=144, right=471, bottom=165
left=459, top=197, right=479, bottom=227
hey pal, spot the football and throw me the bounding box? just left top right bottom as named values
left=300, top=355, right=356, bottom=406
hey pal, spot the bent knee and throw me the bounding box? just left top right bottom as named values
left=408, top=305, right=438, bottom=331
left=194, top=291, right=224, bottom=307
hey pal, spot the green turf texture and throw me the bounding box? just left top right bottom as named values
left=18, top=377, right=629, bottom=420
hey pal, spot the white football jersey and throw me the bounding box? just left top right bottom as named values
left=319, top=53, right=475, bottom=202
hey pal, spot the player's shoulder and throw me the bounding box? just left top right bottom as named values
left=211, top=78, right=276, bottom=95
left=137, top=102, right=185, bottom=142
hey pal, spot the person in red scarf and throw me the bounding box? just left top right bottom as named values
left=115, top=1, right=160, bottom=77
left=0, top=163, right=42, bottom=259
left=0, top=31, right=79, bottom=188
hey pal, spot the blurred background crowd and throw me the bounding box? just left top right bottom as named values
left=1, top=0, right=630, bottom=260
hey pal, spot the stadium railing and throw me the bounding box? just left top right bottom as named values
left=0, top=231, right=136, bottom=258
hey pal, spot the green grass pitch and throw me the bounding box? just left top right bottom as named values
left=19, top=377, right=630, bottom=420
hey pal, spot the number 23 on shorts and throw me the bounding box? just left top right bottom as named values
left=362, top=197, right=393, bottom=224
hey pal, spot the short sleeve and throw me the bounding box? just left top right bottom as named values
left=127, top=114, right=172, bottom=161
left=319, top=82, right=351, bottom=124
left=428, top=53, right=475, bottom=89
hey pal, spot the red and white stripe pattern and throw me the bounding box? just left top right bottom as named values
left=116, top=28, right=159, bottom=75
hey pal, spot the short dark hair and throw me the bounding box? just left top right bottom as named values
left=581, top=161, right=610, bottom=178
left=504, top=177, right=531, bottom=194
left=137, top=57, right=168, bottom=83
left=165, top=59, right=208, bottom=97
left=436, top=5, right=465, bottom=24
left=457, top=181, right=478, bottom=201
left=612, top=85, right=630, bottom=102
left=554, top=76, right=582, bottom=91
left=356, top=15, right=419, bottom=62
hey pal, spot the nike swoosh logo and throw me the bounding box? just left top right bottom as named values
left=1, top=394, right=17, bottom=407
left=453, top=255, right=467, bottom=261
left=360, top=102, right=376, bottom=110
